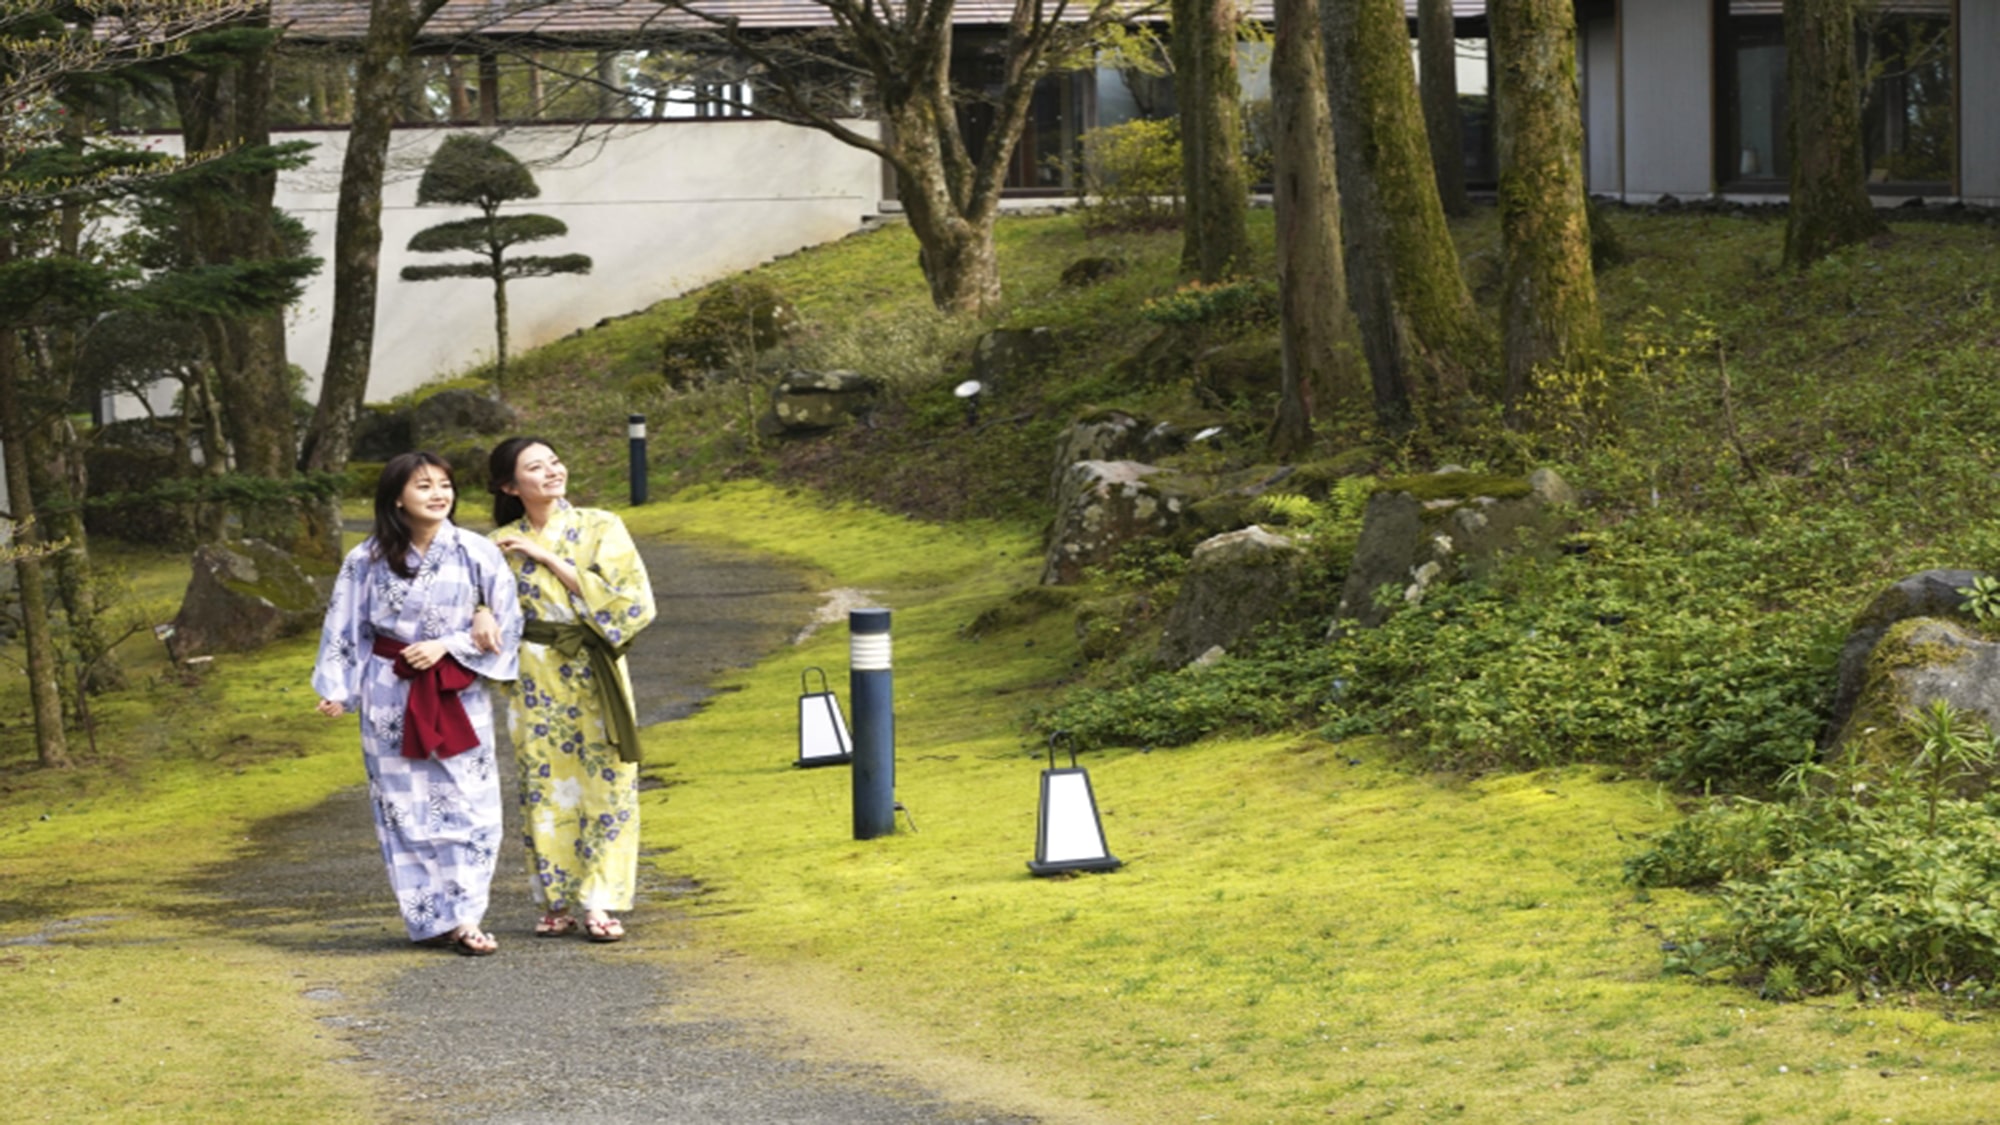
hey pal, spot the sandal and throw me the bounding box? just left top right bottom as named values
left=426, top=926, right=497, bottom=956
left=583, top=914, right=625, bottom=943
left=535, top=911, right=578, bottom=937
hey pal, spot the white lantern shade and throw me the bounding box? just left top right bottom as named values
left=1029, top=767, right=1121, bottom=875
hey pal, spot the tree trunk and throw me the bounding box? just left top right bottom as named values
left=887, top=98, right=1005, bottom=316
left=0, top=284, right=73, bottom=769
left=1782, top=0, right=1884, bottom=268
left=1323, top=0, right=1483, bottom=426
left=28, top=412, right=124, bottom=694
left=1269, top=0, right=1350, bottom=456
left=175, top=14, right=310, bottom=552
left=1419, top=0, right=1469, bottom=217
left=493, top=273, right=510, bottom=399
left=301, top=0, right=441, bottom=556
left=1175, top=0, right=1250, bottom=280
left=1171, top=0, right=1206, bottom=274
left=1492, top=0, right=1599, bottom=406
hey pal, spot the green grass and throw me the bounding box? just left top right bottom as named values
left=16, top=206, right=2000, bottom=1119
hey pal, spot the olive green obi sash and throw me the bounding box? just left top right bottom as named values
left=522, top=620, right=642, bottom=764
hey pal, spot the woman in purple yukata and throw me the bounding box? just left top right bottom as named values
left=312, top=452, right=523, bottom=956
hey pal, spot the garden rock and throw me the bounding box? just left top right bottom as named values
left=1049, top=411, right=1150, bottom=499
left=1823, top=568, right=1983, bottom=747
left=410, top=388, right=518, bottom=446
left=764, top=369, right=881, bottom=436
left=1042, top=460, right=1198, bottom=585
left=167, top=539, right=329, bottom=661
left=1158, top=526, right=1303, bottom=668
left=1194, top=338, right=1282, bottom=407
left=1332, top=468, right=1576, bottom=632
left=351, top=404, right=414, bottom=461
left=1827, top=617, right=2000, bottom=785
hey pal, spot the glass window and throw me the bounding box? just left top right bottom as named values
left=1859, top=10, right=1953, bottom=185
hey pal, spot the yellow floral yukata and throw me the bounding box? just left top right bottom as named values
left=494, top=501, right=656, bottom=914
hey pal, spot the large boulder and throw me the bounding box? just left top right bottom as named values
left=1828, top=617, right=2000, bottom=787
left=763, top=369, right=882, bottom=437
left=1823, top=568, right=1984, bottom=747
left=1041, top=460, right=1199, bottom=585
left=166, top=539, right=330, bottom=661
left=1332, top=468, right=1576, bottom=631
left=1158, top=526, right=1303, bottom=668
left=1049, top=411, right=1150, bottom=500
left=352, top=404, right=415, bottom=461
left=410, top=388, right=519, bottom=447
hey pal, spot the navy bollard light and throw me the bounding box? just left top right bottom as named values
left=849, top=608, right=896, bottom=839
left=627, top=413, right=649, bottom=506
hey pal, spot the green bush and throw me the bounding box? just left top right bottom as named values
left=1075, top=118, right=1182, bottom=234
left=1630, top=705, right=2000, bottom=1003
left=660, top=278, right=799, bottom=389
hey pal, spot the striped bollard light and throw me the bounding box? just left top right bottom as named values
left=850, top=608, right=896, bottom=840
left=627, top=413, right=649, bottom=506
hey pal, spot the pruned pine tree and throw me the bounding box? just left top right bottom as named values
left=1782, top=0, right=1884, bottom=268
left=1490, top=0, right=1598, bottom=407
left=2, top=1, right=314, bottom=768
left=1172, top=0, right=1250, bottom=281
left=399, top=135, right=592, bottom=400
left=1268, top=0, right=1348, bottom=455
left=1322, top=0, right=1484, bottom=431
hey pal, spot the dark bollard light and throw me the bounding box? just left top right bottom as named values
left=849, top=607, right=896, bottom=840
left=627, top=413, right=649, bottom=506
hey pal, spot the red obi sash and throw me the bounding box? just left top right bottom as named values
left=371, top=636, right=480, bottom=760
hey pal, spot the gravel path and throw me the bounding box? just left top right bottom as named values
left=192, top=538, right=1037, bottom=1124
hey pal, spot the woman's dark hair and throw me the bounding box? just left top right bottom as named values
left=372, top=451, right=456, bottom=579
left=488, top=435, right=558, bottom=528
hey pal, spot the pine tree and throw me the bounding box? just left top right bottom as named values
left=399, top=135, right=591, bottom=400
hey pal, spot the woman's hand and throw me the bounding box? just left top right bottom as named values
left=316, top=698, right=346, bottom=717
left=492, top=532, right=547, bottom=565
left=401, top=639, right=451, bottom=670
left=470, top=605, right=502, bottom=653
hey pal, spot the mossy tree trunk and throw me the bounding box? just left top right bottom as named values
left=1323, top=0, right=1483, bottom=429
left=0, top=272, right=72, bottom=769
left=1782, top=0, right=1884, bottom=268
left=1269, top=0, right=1349, bottom=456
left=1418, top=0, right=1469, bottom=217
left=1174, top=0, right=1251, bottom=280
left=1491, top=0, right=1599, bottom=406
left=174, top=17, right=310, bottom=552
left=300, top=0, right=448, bottom=552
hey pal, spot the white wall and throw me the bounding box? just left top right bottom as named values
left=1616, top=0, right=1713, bottom=200
left=153, top=118, right=882, bottom=404
left=1962, top=2, right=2000, bottom=205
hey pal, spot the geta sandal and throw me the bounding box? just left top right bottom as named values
left=535, top=911, right=578, bottom=937
left=583, top=915, right=625, bottom=943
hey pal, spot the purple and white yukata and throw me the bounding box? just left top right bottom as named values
left=311, top=522, right=523, bottom=943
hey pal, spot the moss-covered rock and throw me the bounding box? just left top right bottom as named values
left=167, top=539, right=329, bottom=661
left=1823, top=568, right=1984, bottom=747
left=1333, top=467, right=1576, bottom=631
left=1828, top=616, right=2000, bottom=791
left=1158, top=526, right=1303, bottom=668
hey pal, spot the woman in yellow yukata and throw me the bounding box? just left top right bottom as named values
left=487, top=436, right=656, bottom=943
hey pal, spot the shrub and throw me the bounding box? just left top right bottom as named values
left=1075, top=118, right=1182, bottom=234
left=660, top=279, right=799, bottom=390
left=1630, top=705, right=2000, bottom=1003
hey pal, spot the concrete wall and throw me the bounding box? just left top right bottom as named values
left=1615, top=0, right=1713, bottom=200
left=151, top=118, right=882, bottom=405
left=1963, top=1, right=2000, bottom=205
